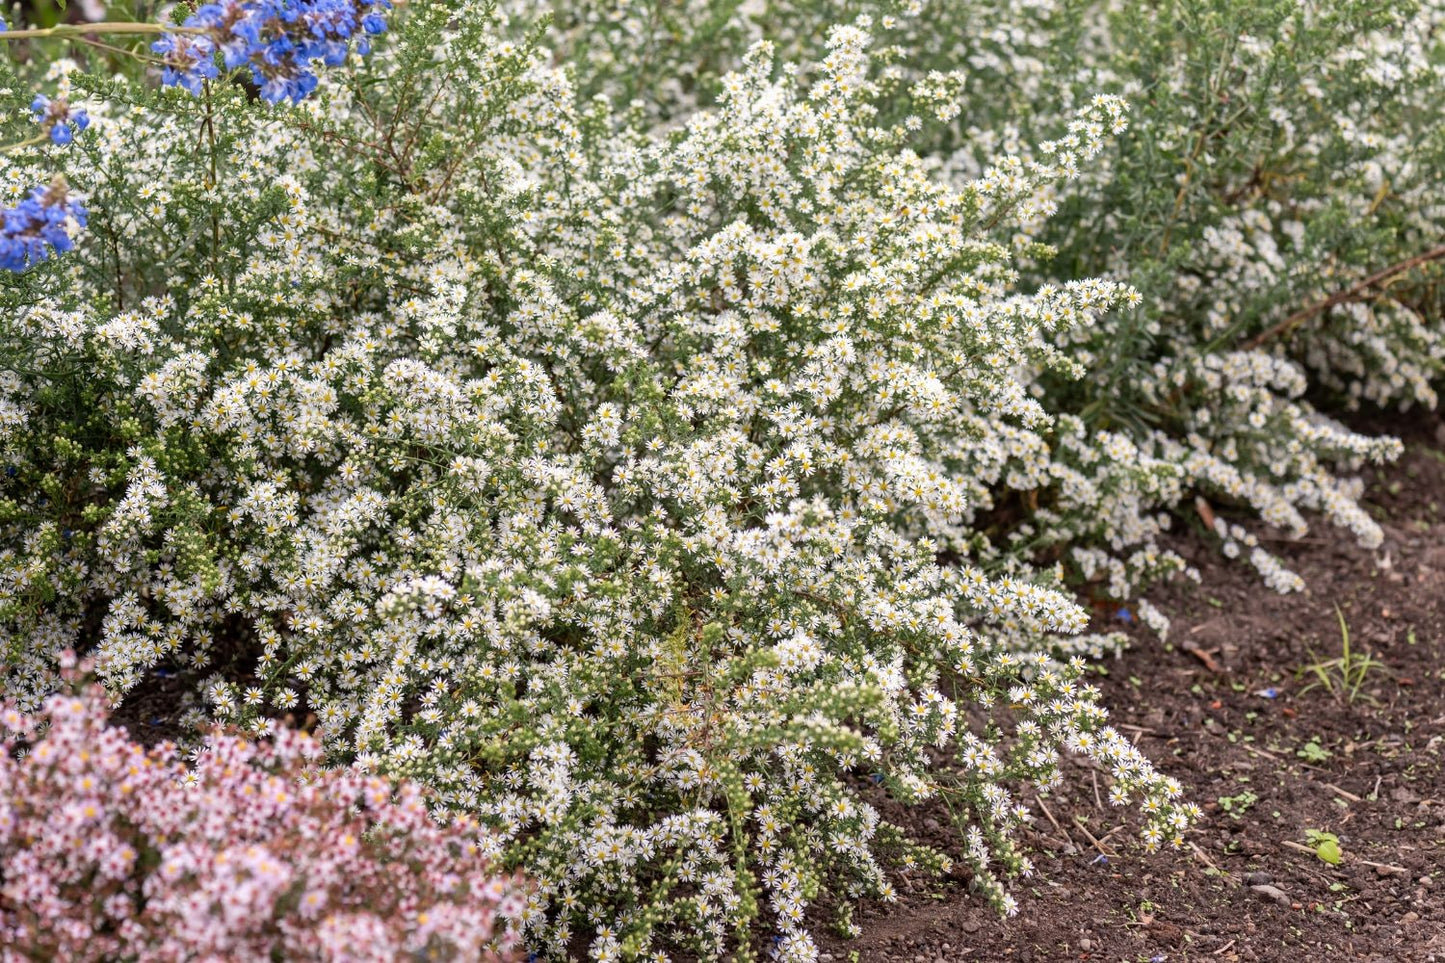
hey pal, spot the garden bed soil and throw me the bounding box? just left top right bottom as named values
left=817, top=409, right=1445, bottom=962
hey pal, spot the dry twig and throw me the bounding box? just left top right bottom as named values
left=1244, top=244, right=1445, bottom=349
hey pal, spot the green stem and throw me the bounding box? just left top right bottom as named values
left=0, top=134, right=50, bottom=154
left=0, top=22, right=203, bottom=40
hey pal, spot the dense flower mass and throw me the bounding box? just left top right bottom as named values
left=0, top=662, right=524, bottom=962
left=0, top=11, right=1199, bottom=956
left=0, top=180, right=86, bottom=272
left=153, top=0, right=391, bottom=102
left=0, top=0, right=1439, bottom=959
left=520, top=0, right=1432, bottom=611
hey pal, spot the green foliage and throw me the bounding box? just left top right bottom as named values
left=1217, top=790, right=1258, bottom=819
left=1306, top=828, right=1343, bottom=865
left=1297, top=606, right=1387, bottom=704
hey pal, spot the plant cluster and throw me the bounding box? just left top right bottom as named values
left=526, top=0, right=1442, bottom=610
left=0, top=0, right=1438, bottom=960
left=0, top=657, right=524, bottom=961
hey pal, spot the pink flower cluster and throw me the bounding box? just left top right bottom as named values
left=0, top=666, right=524, bottom=963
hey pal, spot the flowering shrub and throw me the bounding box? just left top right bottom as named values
left=0, top=659, right=524, bottom=961
left=858, top=0, right=1433, bottom=599
left=523, top=0, right=1440, bottom=612
left=0, top=5, right=1200, bottom=956
left=0, top=0, right=1434, bottom=959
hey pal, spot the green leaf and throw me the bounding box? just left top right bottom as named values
left=1306, top=829, right=1343, bottom=865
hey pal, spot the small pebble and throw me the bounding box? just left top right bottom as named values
left=1245, top=871, right=1272, bottom=886
left=1078, top=938, right=1093, bottom=951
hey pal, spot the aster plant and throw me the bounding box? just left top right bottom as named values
left=515, top=0, right=1444, bottom=622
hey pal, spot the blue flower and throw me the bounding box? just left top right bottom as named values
left=0, top=182, right=88, bottom=273
left=151, top=32, right=221, bottom=95
left=30, top=95, right=90, bottom=147
left=153, top=0, right=392, bottom=104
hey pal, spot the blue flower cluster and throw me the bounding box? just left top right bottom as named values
left=0, top=182, right=87, bottom=273
left=152, top=0, right=390, bottom=104
left=31, top=95, right=90, bottom=146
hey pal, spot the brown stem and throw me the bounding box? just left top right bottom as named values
left=1158, top=125, right=1209, bottom=258
left=1242, top=243, right=1445, bottom=350
left=202, top=80, right=222, bottom=280
left=291, top=120, right=409, bottom=180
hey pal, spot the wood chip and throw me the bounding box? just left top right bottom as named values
left=1183, top=643, right=1224, bottom=674
left=1324, top=782, right=1362, bottom=803
left=1195, top=496, right=1218, bottom=531
left=1359, top=859, right=1409, bottom=875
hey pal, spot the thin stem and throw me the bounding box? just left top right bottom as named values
left=291, top=120, right=410, bottom=180
left=0, top=22, right=203, bottom=40
left=1243, top=243, right=1445, bottom=350
left=77, top=34, right=163, bottom=61
left=202, top=80, right=222, bottom=281
left=0, top=134, right=50, bottom=154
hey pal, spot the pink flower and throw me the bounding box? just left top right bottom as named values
left=0, top=667, right=525, bottom=962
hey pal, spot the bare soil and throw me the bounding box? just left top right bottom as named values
left=818, top=410, right=1445, bottom=963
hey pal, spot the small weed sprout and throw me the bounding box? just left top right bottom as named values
left=1216, top=790, right=1259, bottom=819
left=1305, top=829, right=1343, bottom=866
left=1296, top=739, right=1334, bottom=764
left=1297, top=606, right=1387, bottom=704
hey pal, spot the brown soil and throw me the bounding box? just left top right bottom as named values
left=818, top=410, right=1445, bottom=963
